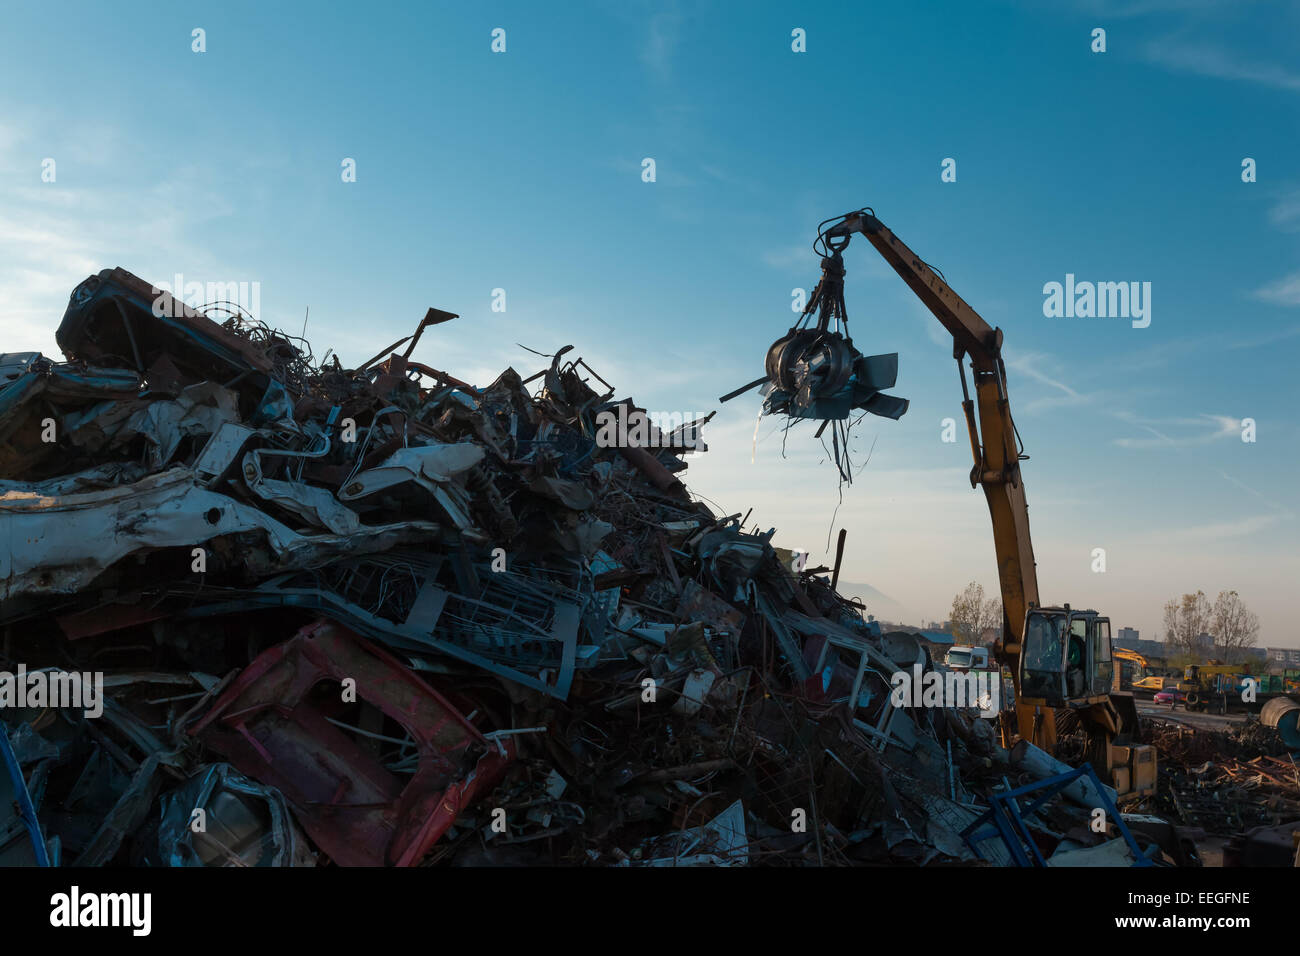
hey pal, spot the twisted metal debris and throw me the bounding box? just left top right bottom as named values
left=0, top=268, right=1230, bottom=867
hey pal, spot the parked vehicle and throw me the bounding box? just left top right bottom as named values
left=945, top=645, right=990, bottom=670
left=1132, top=675, right=1175, bottom=697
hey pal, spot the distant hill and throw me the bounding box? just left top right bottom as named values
left=832, top=580, right=912, bottom=625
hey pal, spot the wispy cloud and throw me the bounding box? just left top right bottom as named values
left=762, top=243, right=814, bottom=271
left=1113, top=412, right=1241, bottom=447
left=640, top=5, right=685, bottom=82
left=1217, top=469, right=1295, bottom=519
left=1143, top=39, right=1300, bottom=92
left=1005, top=351, right=1094, bottom=413
left=1007, top=356, right=1082, bottom=400
left=1164, top=513, right=1283, bottom=540
left=1267, top=188, right=1300, bottom=231
left=1252, top=272, right=1300, bottom=306
left=1227, top=322, right=1300, bottom=348
left=1072, top=0, right=1242, bottom=15
left=0, top=176, right=244, bottom=353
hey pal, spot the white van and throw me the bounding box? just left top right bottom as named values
left=945, top=645, right=989, bottom=670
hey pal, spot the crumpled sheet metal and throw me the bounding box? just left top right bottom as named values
left=0, top=353, right=143, bottom=477
left=191, top=619, right=515, bottom=867
left=622, top=799, right=749, bottom=866
left=158, top=763, right=311, bottom=867
left=0, top=467, right=440, bottom=602
left=57, top=268, right=274, bottom=401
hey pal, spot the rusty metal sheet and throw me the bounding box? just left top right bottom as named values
left=191, top=619, right=514, bottom=867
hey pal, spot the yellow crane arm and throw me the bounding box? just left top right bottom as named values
left=823, top=210, right=1039, bottom=677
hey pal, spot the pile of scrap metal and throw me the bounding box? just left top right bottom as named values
left=0, top=269, right=1173, bottom=866
left=1138, top=716, right=1300, bottom=850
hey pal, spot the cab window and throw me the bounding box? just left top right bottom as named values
left=1064, top=618, right=1087, bottom=698
left=1090, top=620, right=1113, bottom=695
left=1021, top=614, right=1065, bottom=700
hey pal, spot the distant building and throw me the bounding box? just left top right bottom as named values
left=1241, top=647, right=1269, bottom=667
left=906, top=628, right=957, bottom=665
left=917, top=630, right=955, bottom=646
left=1134, top=640, right=1166, bottom=660
left=1114, top=629, right=1166, bottom=661
left=1266, top=647, right=1300, bottom=667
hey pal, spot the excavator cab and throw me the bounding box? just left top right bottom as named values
left=1015, top=606, right=1131, bottom=767
left=1018, top=606, right=1112, bottom=707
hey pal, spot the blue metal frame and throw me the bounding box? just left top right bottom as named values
left=1, top=725, right=52, bottom=867
left=960, top=762, right=1153, bottom=867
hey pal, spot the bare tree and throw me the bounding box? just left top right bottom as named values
left=981, top=597, right=1003, bottom=640
left=1160, top=600, right=1181, bottom=653
left=1211, top=590, right=1260, bottom=663
left=950, top=582, right=1001, bottom=645
left=1162, top=591, right=1210, bottom=656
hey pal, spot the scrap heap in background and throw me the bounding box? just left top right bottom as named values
left=0, top=268, right=1280, bottom=867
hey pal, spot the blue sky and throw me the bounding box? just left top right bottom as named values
left=1, top=0, right=1295, bottom=645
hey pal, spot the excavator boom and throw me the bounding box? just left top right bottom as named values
left=823, top=211, right=1037, bottom=663
left=820, top=209, right=1129, bottom=753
